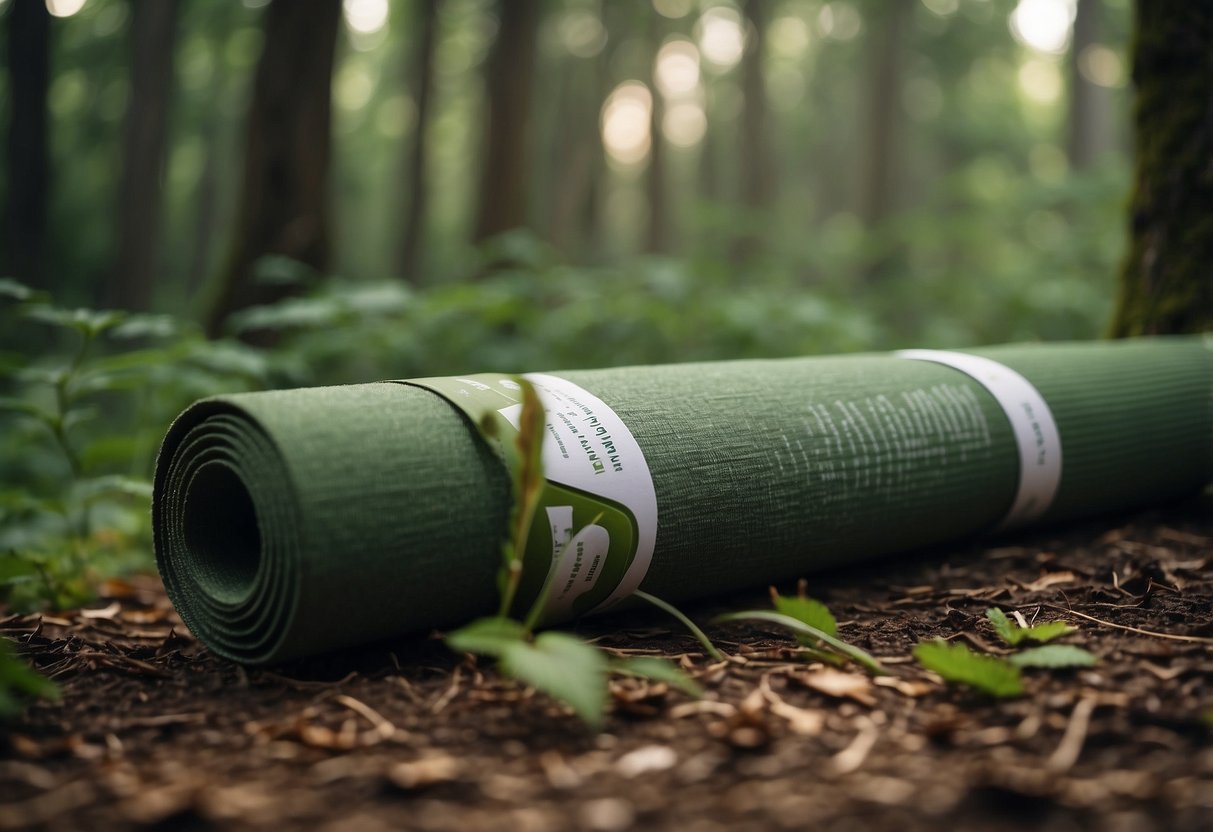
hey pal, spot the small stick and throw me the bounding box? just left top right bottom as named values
left=1041, top=603, right=1213, bottom=645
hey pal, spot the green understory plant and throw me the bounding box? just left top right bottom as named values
left=445, top=378, right=703, bottom=730
left=714, top=582, right=886, bottom=675
left=0, top=280, right=273, bottom=612
left=913, top=607, right=1098, bottom=697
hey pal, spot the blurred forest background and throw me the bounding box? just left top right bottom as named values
left=3, top=0, right=1136, bottom=360
left=0, top=0, right=1161, bottom=609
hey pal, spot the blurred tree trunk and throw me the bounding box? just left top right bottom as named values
left=204, top=0, right=342, bottom=337
left=858, top=0, right=913, bottom=280
left=186, top=65, right=229, bottom=296
left=1110, top=2, right=1213, bottom=336
left=546, top=58, right=602, bottom=259
left=471, top=0, right=540, bottom=244
left=732, top=0, right=773, bottom=262
left=108, top=0, right=180, bottom=311
left=645, top=17, right=671, bottom=254
left=396, top=0, right=439, bottom=283
left=2, top=0, right=50, bottom=291
left=1067, top=0, right=1113, bottom=171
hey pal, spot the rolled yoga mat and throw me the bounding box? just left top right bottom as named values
left=153, top=336, right=1213, bottom=664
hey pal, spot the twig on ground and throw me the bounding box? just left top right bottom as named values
left=1041, top=604, right=1213, bottom=645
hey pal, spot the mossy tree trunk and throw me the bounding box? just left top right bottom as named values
left=1110, top=2, right=1213, bottom=336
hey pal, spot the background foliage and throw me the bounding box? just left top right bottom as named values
left=1, top=0, right=1136, bottom=614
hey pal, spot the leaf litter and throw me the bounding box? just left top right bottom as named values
left=1, top=501, right=1212, bottom=831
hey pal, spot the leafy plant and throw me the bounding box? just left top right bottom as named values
left=913, top=639, right=1025, bottom=698
left=445, top=378, right=702, bottom=730
left=914, top=608, right=1097, bottom=697
left=714, top=584, right=885, bottom=675
left=986, top=607, right=1076, bottom=646
left=1008, top=644, right=1099, bottom=669
left=0, top=282, right=272, bottom=612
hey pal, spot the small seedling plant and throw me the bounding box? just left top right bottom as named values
left=913, top=607, right=1097, bottom=697
left=716, top=582, right=886, bottom=675
left=444, top=378, right=702, bottom=730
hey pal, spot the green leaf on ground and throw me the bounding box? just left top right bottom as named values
left=1008, top=644, right=1098, bottom=668
left=610, top=656, right=703, bottom=697
left=715, top=610, right=885, bottom=675
left=770, top=585, right=837, bottom=644
left=913, top=639, right=1023, bottom=697
left=986, top=607, right=1076, bottom=646
left=446, top=617, right=527, bottom=658
left=500, top=631, right=607, bottom=729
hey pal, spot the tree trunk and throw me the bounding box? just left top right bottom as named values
left=859, top=0, right=912, bottom=230
left=645, top=18, right=671, bottom=254
left=396, top=0, right=440, bottom=283
left=546, top=58, right=600, bottom=259
left=186, top=84, right=227, bottom=297
left=1110, top=2, right=1213, bottom=336
left=1067, top=0, right=1113, bottom=171
left=204, top=0, right=342, bottom=337
left=471, top=0, right=540, bottom=244
left=732, top=0, right=774, bottom=262
left=2, top=0, right=50, bottom=292
left=858, top=0, right=914, bottom=281
left=108, top=0, right=180, bottom=311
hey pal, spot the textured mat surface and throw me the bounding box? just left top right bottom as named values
left=153, top=336, right=1213, bottom=663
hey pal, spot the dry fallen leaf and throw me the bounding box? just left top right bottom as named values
left=793, top=668, right=877, bottom=706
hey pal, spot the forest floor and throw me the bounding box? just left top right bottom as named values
left=2, top=496, right=1212, bottom=832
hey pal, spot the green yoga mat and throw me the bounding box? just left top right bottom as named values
left=153, top=336, right=1213, bottom=664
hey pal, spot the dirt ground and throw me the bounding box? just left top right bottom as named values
left=2, top=495, right=1212, bottom=832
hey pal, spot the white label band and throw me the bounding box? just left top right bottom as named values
left=406, top=372, right=658, bottom=619
left=896, top=350, right=1062, bottom=530
left=522, top=373, right=658, bottom=613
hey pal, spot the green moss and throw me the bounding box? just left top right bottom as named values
left=1110, top=2, right=1213, bottom=337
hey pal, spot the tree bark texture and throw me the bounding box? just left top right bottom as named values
left=396, top=0, right=439, bottom=283
left=1110, top=1, right=1213, bottom=336
left=471, top=0, right=540, bottom=244
left=1067, top=0, right=1113, bottom=171
left=3, top=0, right=50, bottom=291
left=205, top=0, right=342, bottom=337
left=109, top=0, right=180, bottom=311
